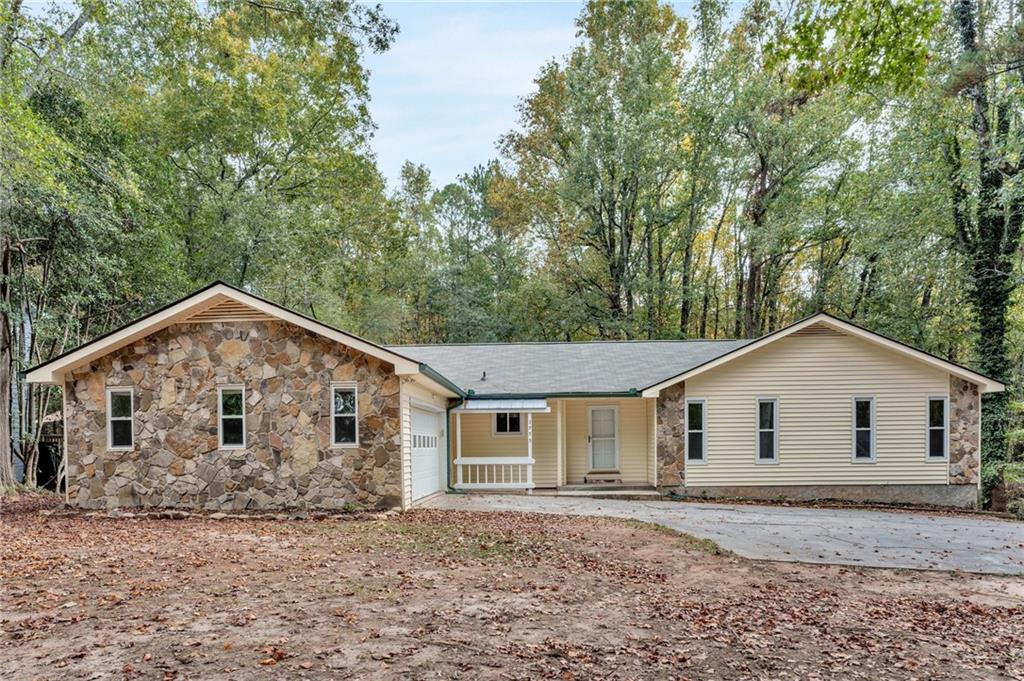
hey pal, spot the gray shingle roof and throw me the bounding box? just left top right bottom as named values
left=388, top=340, right=752, bottom=396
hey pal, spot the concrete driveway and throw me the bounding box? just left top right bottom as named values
left=422, top=493, right=1024, bottom=575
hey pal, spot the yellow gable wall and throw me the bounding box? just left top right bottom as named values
left=684, top=327, right=951, bottom=487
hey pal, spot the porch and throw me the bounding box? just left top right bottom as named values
left=450, top=397, right=658, bottom=493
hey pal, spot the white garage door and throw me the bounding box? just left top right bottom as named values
left=411, top=408, right=443, bottom=502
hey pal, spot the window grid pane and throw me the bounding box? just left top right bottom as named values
left=508, top=413, right=521, bottom=433
left=111, top=420, right=133, bottom=448
left=110, top=392, right=132, bottom=418
left=928, top=428, right=945, bottom=457
left=333, top=388, right=356, bottom=416
left=929, top=399, right=945, bottom=428
left=758, top=401, right=775, bottom=430
left=220, top=390, right=244, bottom=416
left=855, top=430, right=872, bottom=458
left=758, top=431, right=775, bottom=460
left=221, top=417, right=244, bottom=446
left=687, top=432, right=704, bottom=461
left=855, top=400, right=871, bottom=429
left=687, top=402, right=703, bottom=431
left=496, top=413, right=508, bottom=433
left=334, top=415, right=357, bottom=444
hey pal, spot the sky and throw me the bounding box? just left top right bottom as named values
left=363, top=1, right=585, bottom=190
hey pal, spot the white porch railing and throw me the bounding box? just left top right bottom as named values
left=454, top=456, right=534, bottom=489
left=454, top=409, right=536, bottom=491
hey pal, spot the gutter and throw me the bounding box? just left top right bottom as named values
left=419, top=362, right=467, bottom=398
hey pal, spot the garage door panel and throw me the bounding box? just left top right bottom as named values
left=411, top=408, right=442, bottom=502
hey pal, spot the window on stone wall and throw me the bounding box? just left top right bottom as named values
left=685, top=399, right=706, bottom=463
left=928, top=396, right=949, bottom=459
left=106, top=388, right=134, bottom=450
left=218, top=386, right=246, bottom=449
left=332, top=384, right=358, bottom=446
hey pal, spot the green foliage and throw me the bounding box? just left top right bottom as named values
left=767, top=0, right=942, bottom=94
left=3, top=0, right=1024, bottom=510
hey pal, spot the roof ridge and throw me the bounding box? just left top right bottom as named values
left=388, top=338, right=747, bottom=348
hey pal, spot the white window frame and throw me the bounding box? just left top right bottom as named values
left=755, top=397, right=779, bottom=464
left=217, top=385, right=247, bottom=450
left=851, top=396, right=877, bottom=463
left=685, top=398, right=707, bottom=464
left=331, top=382, right=359, bottom=448
left=492, top=412, right=523, bottom=437
left=926, top=395, right=949, bottom=461
left=106, top=387, right=135, bottom=451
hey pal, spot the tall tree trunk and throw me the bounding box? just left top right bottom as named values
left=950, top=0, right=1021, bottom=499
left=678, top=238, right=694, bottom=337
left=0, top=237, right=15, bottom=486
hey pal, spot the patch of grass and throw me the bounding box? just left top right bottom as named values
left=470, top=532, right=516, bottom=559
left=622, top=519, right=730, bottom=555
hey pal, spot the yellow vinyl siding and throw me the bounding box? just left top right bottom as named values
left=400, top=379, right=449, bottom=508
left=449, top=407, right=559, bottom=487
left=685, top=330, right=949, bottom=487
left=564, top=398, right=650, bottom=484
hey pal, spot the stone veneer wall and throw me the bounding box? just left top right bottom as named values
left=949, top=376, right=981, bottom=486
left=656, top=383, right=686, bottom=488
left=64, top=321, right=402, bottom=510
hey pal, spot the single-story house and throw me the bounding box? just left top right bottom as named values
left=25, top=282, right=1002, bottom=510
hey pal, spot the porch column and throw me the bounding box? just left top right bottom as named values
left=455, top=411, right=462, bottom=487
left=555, top=400, right=564, bottom=487
left=527, top=412, right=534, bottom=491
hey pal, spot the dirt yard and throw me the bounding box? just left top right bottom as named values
left=2, top=493, right=1022, bottom=680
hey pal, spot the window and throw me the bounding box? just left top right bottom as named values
left=106, top=388, right=134, bottom=450
left=756, top=398, right=778, bottom=463
left=331, top=384, right=358, bottom=446
left=493, top=412, right=522, bottom=436
left=686, top=399, right=706, bottom=463
left=218, top=386, right=246, bottom=449
left=928, top=396, right=949, bottom=459
left=852, top=397, right=876, bottom=462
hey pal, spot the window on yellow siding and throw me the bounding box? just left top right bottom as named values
left=928, top=397, right=949, bottom=459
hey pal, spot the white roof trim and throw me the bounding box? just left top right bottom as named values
left=453, top=398, right=550, bottom=413
left=641, top=313, right=1004, bottom=397
left=25, top=283, right=421, bottom=384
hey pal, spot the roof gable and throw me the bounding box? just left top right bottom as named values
left=25, top=282, right=422, bottom=384
left=641, top=313, right=1004, bottom=396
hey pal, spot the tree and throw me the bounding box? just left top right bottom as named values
left=503, top=0, right=690, bottom=339
left=771, top=0, right=1024, bottom=496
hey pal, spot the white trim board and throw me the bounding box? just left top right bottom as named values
left=25, top=282, right=425, bottom=385
left=641, top=313, right=1004, bottom=397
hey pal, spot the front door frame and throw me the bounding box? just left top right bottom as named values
left=587, top=404, right=620, bottom=472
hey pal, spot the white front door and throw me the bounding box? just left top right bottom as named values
left=411, top=408, right=442, bottom=502
left=588, top=406, right=618, bottom=471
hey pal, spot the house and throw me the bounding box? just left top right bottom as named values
left=25, top=282, right=1002, bottom=510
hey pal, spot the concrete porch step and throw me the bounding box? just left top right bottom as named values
left=537, top=485, right=663, bottom=500
left=558, top=484, right=656, bottom=492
